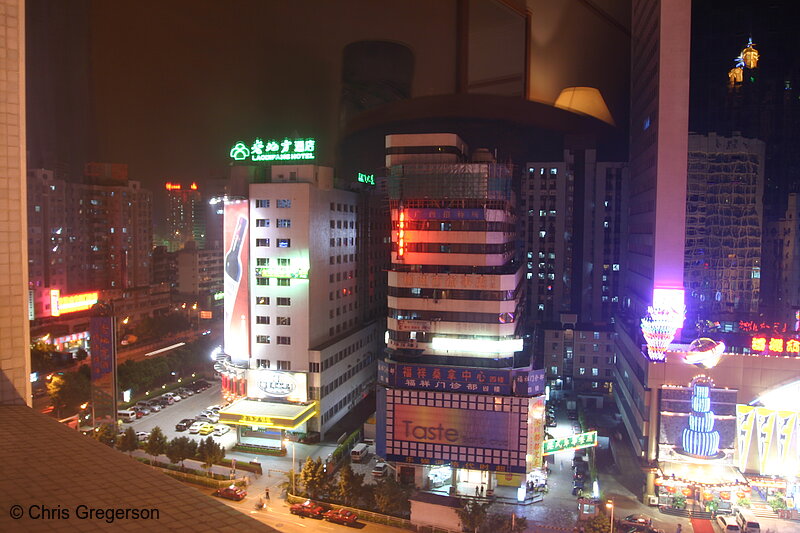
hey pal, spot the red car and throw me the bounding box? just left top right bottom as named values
left=290, top=500, right=325, bottom=518
left=323, top=508, right=358, bottom=526
left=213, top=485, right=247, bottom=501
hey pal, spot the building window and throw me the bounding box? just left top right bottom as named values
left=277, top=258, right=290, bottom=266
left=277, top=238, right=291, bottom=248
left=256, top=258, right=268, bottom=266
left=277, top=360, right=291, bottom=370
left=277, top=278, right=290, bottom=286
left=277, top=297, right=291, bottom=306
left=579, top=368, right=586, bottom=375
left=256, top=335, right=270, bottom=344
left=593, top=332, right=600, bottom=340
left=256, top=238, right=269, bottom=247
left=256, top=199, right=269, bottom=208
left=277, top=336, right=291, bottom=345
left=256, top=359, right=269, bottom=369
left=256, top=316, right=269, bottom=325
left=277, top=199, right=291, bottom=208
left=256, top=296, right=269, bottom=305
left=277, top=218, right=291, bottom=228
left=256, top=278, right=268, bottom=286
left=277, top=317, right=291, bottom=326
left=550, top=366, right=558, bottom=374
left=592, top=368, right=599, bottom=376
left=310, top=362, right=320, bottom=373
left=256, top=219, right=269, bottom=227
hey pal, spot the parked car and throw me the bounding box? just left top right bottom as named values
left=198, top=423, right=215, bottom=435
left=716, top=515, right=741, bottom=533
left=136, top=431, right=150, bottom=442
left=145, top=400, right=163, bottom=412
left=323, top=508, right=358, bottom=525
left=188, top=421, right=206, bottom=434
left=162, top=392, right=181, bottom=402
left=130, top=407, right=145, bottom=419
left=191, top=380, right=211, bottom=392
left=372, top=462, right=389, bottom=477
left=567, top=410, right=578, bottom=420
left=175, top=418, right=194, bottom=432
left=213, top=425, right=231, bottom=436
left=214, top=485, right=247, bottom=501
left=290, top=500, right=325, bottom=518
left=156, top=395, right=173, bottom=406
left=622, top=514, right=653, bottom=527
left=200, top=410, right=220, bottom=423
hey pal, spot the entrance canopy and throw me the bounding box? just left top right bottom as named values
left=219, top=399, right=318, bottom=430
left=658, top=460, right=748, bottom=488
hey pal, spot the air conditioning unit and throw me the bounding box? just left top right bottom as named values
left=647, top=495, right=659, bottom=506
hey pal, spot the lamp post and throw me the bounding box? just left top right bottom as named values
left=284, top=438, right=295, bottom=495
left=606, top=500, right=614, bottom=533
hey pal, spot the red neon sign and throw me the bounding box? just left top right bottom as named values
left=165, top=182, right=182, bottom=191
left=751, top=336, right=800, bottom=354
left=398, top=209, right=406, bottom=258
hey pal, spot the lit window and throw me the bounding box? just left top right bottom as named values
left=277, top=199, right=291, bottom=208
left=277, top=278, right=290, bottom=286
left=277, top=239, right=291, bottom=248
left=256, top=238, right=269, bottom=247
left=256, top=316, right=269, bottom=324
left=256, top=296, right=269, bottom=305
left=277, top=258, right=290, bottom=266
left=612, top=264, right=620, bottom=271
left=277, top=317, right=291, bottom=326
left=256, top=199, right=269, bottom=208
left=277, top=219, right=291, bottom=228
left=539, top=231, right=546, bottom=238
left=579, top=368, right=586, bottom=375
left=550, top=168, right=557, bottom=175
left=550, top=366, right=558, bottom=374
left=256, top=335, right=270, bottom=344
left=257, top=258, right=267, bottom=266
left=592, top=368, right=599, bottom=376
left=277, top=297, right=291, bottom=306
left=256, top=219, right=269, bottom=227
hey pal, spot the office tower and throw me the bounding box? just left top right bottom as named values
left=0, top=0, right=28, bottom=405
left=163, top=180, right=205, bottom=251
left=523, top=149, right=628, bottom=325
left=175, top=240, right=223, bottom=305
left=218, top=164, right=379, bottom=441
left=613, top=0, right=691, bottom=463
left=684, top=132, right=764, bottom=320
left=377, top=133, right=544, bottom=492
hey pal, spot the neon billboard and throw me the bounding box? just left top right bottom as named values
left=229, top=138, right=316, bottom=162
left=255, top=264, right=309, bottom=279
left=357, top=172, right=375, bottom=185
left=542, top=431, right=598, bottom=455
left=223, top=200, right=250, bottom=361
left=750, top=336, right=800, bottom=355
left=50, top=290, right=99, bottom=317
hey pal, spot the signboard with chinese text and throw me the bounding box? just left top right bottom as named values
left=397, top=319, right=432, bottom=332
left=542, top=431, right=598, bottom=455
left=512, top=368, right=546, bottom=396
left=384, top=361, right=512, bottom=395
left=89, top=316, right=117, bottom=428
left=404, top=208, right=484, bottom=221
left=246, top=369, right=307, bottom=403
left=229, top=138, right=315, bottom=162
left=750, top=335, right=800, bottom=355
left=255, top=264, right=309, bottom=279
left=50, top=290, right=99, bottom=317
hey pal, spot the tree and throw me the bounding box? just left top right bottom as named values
left=299, top=457, right=328, bottom=499
left=278, top=468, right=298, bottom=497
left=166, top=436, right=196, bottom=468
left=197, top=436, right=225, bottom=475
left=117, top=427, right=139, bottom=455
left=46, top=369, right=90, bottom=417
left=456, top=499, right=492, bottom=533
left=373, top=476, right=410, bottom=516
left=583, top=514, right=612, bottom=533
left=336, top=463, right=366, bottom=506
left=94, top=423, right=117, bottom=447
left=481, top=513, right=527, bottom=533
left=144, top=426, right=168, bottom=464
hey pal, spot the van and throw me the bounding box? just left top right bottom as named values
left=350, top=443, right=369, bottom=463
left=735, top=509, right=760, bottom=533
left=117, top=410, right=136, bottom=423
left=372, top=462, right=389, bottom=477
left=716, top=515, right=741, bottom=533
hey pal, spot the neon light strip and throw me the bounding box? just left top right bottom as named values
left=398, top=209, right=405, bottom=257
left=431, top=337, right=523, bottom=354
left=145, top=342, right=186, bottom=357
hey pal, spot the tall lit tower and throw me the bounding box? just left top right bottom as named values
left=164, top=181, right=204, bottom=251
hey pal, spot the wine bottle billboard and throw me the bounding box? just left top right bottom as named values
left=223, top=201, right=250, bottom=361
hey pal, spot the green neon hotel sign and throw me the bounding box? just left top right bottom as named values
left=230, top=138, right=316, bottom=162
left=357, top=172, right=375, bottom=185
left=255, top=265, right=310, bottom=279
left=542, top=430, right=598, bottom=455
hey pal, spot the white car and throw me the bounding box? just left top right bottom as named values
left=372, top=462, right=389, bottom=477
left=188, top=421, right=205, bottom=434
left=136, top=432, right=150, bottom=442
left=163, top=392, right=181, bottom=402
left=200, top=411, right=220, bottom=423
left=213, top=425, right=231, bottom=436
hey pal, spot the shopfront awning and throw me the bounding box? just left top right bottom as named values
left=658, top=460, right=748, bottom=488
left=219, top=399, right=318, bottom=430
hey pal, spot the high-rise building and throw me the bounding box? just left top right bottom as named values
left=163, top=180, right=204, bottom=252
left=684, top=132, right=764, bottom=320
left=175, top=240, right=223, bottom=305
left=217, top=164, right=380, bottom=442
left=377, top=133, right=545, bottom=492
left=613, top=0, right=692, bottom=466
left=523, top=148, right=628, bottom=325
left=0, top=0, right=28, bottom=406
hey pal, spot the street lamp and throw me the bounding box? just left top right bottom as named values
left=606, top=500, right=614, bottom=533
left=283, top=438, right=295, bottom=495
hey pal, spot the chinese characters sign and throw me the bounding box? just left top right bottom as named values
left=542, top=431, right=598, bottom=455
left=229, top=138, right=316, bottom=162
left=405, top=208, right=484, bottom=221
left=357, top=172, right=375, bottom=185
left=382, top=361, right=513, bottom=395
left=750, top=336, right=800, bottom=355
left=89, top=316, right=117, bottom=428
left=739, top=320, right=796, bottom=334
left=255, top=265, right=309, bottom=279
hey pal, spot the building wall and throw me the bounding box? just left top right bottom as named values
left=543, top=324, right=616, bottom=393
left=776, top=194, right=800, bottom=323
left=0, top=0, right=28, bottom=405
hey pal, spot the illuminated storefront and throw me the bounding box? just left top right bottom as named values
left=219, top=399, right=318, bottom=449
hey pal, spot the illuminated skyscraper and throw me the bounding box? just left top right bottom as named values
left=164, top=181, right=204, bottom=251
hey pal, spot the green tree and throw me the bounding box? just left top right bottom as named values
left=166, top=436, right=196, bottom=468
left=480, top=513, right=527, bottom=533
left=46, top=369, right=90, bottom=417
left=197, top=436, right=225, bottom=475
left=94, top=423, right=117, bottom=447
left=144, top=426, right=168, bottom=464
left=373, top=476, right=411, bottom=516
left=278, top=468, right=298, bottom=497
left=299, top=457, right=328, bottom=499
left=336, top=463, right=365, bottom=506
left=117, top=427, right=139, bottom=455
left=583, top=514, right=612, bottom=533
left=456, top=499, right=492, bottom=533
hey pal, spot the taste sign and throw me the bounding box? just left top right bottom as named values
left=393, top=404, right=514, bottom=450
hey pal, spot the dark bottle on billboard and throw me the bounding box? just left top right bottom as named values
left=225, top=216, right=247, bottom=282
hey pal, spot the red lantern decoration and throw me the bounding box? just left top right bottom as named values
left=667, top=486, right=676, bottom=494
left=720, top=491, right=730, bottom=500
left=681, top=488, right=692, bottom=497
left=703, top=492, right=713, bottom=501
left=654, top=478, right=663, bottom=486
left=737, top=491, right=745, bottom=499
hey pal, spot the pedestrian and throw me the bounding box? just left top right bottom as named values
left=480, top=486, right=484, bottom=497
left=475, top=485, right=479, bottom=497
left=265, top=487, right=270, bottom=501
left=676, top=525, right=682, bottom=533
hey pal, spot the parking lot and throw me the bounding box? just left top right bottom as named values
left=121, top=382, right=236, bottom=447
